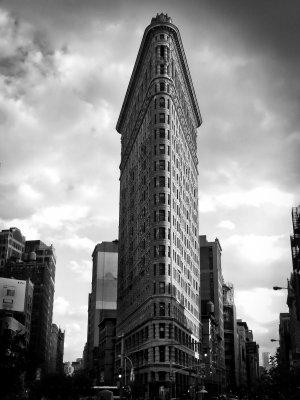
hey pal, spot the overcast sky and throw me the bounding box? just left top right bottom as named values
left=0, top=0, right=299, bottom=362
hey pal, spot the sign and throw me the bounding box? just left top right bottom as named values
left=0, top=277, right=26, bottom=312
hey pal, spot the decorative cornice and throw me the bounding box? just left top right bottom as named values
left=116, top=15, right=202, bottom=134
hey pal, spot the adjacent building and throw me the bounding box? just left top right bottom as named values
left=287, top=206, right=300, bottom=368
left=223, top=281, right=238, bottom=391
left=200, top=235, right=225, bottom=393
left=236, top=320, right=259, bottom=397
left=236, top=320, right=248, bottom=389
left=116, top=13, right=202, bottom=399
left=0, top=276, right=34, bottom=347
left=86, top=240, right=118, bottom=382
left=261, top=352, right=270, bottom=371
left=278, top=313, right=290, bottom=369
left=0, top=227, right=25, bottom=267
left=49, top=323, right=65, bottom=374
left=1, top=237, right=56, bottom=376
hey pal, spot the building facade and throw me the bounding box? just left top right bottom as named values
left=261, top=352, right=270, bottom=371
left=236, top=320, right=259, bottom=397
left=0, top=276, right=33, bottom=347
left=285, top=205, right=300, bottom=369
left=87, top=240, right=118, bottom=382
left=278, top=313, right=290, bottom=370
left=236, top=320, right=248, bottom=389
left=2, top=239, right=56, bottom=376
left=0, top=227, right=25, bottom=267
left=116, top=13, right=202, bottom=399
left=199, top=235, right=225, bottom=393
left=98, top=313, right=117, bottom=385
left=49, top=323, right=65, bottom=374
left=223, top=282, right=238, bottom=391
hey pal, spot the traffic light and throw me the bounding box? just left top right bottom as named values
left=118, top=367, right=123, bottom=379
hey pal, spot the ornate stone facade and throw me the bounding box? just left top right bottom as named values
left=116, top=14, right=202, bottom=398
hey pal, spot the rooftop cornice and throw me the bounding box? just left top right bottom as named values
left=116, top=15, right=202, bottom=133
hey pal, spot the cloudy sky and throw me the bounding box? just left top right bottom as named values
left=0, top=0, right=299, bottom=362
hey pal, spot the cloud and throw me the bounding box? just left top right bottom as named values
left=224, top=234, right=285, bottom=264
left=60, top=236, right=95, bottom=252
left=236, top=288, right=279, bottom=324
left=199, top=186, right=295, bottom=213
left=54, top=296, right=70, bottom=316
left=218, top=220, right=235, bottom=230
left=68, top=260, right=92, bottom=282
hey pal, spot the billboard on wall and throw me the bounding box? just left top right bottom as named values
left=96, top=251, right=118, bottom=310
left=0, top=277, right=27, bottom=312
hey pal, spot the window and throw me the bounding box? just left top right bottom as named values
left=158, top=245, right=165, bottom=256
left=159, top=113, right=165, bottom=123
left=158, top=228, right=165, bottom=239
left=159, top=263, right=165, bottom=275
left=159, top=193, right=165, bottom=204
left=160, top=82, right=165, bottom=92
left=159, top=282, right=165, bottom=294
left=159, top=323, right=165, bottom=338
left=158, top=160, right=166, bottom=171
left=159, top=144, right=165, bottom=154
left=159, top=210, right=165, bottom=221
left=159, top=176, right=165, bottom=187
left=160, top=64, right=164, bottom=74
left=159, top=302, right=165, bottom=316
left=159, top=97, right=165, bottom=108
left=159, top=346, right=165, bottom=362
left=159, top=128, right=165, bottom=138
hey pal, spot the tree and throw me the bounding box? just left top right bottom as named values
left=0, top=329, right=29, bottom=398
left=264, top=350, right=300, bottom=399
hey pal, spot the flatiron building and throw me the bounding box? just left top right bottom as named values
left=116, top=14, right=202, bottom=398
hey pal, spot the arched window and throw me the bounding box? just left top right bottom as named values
left=159, top=97, right=165, bottom=108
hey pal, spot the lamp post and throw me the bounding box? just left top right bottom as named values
left=118, top=354, right=134, bottom=385
left=169, top=362, right=202, bottom=399
left=124, top=355, right=134, bottom=384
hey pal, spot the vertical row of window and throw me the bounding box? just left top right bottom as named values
left=154, top=113, right=170, bottom=124
left=153, top=245, right=170, bottom=258
left=153, top=281, right=171, bottom=294
left=154, top=97, right=170, bottom=109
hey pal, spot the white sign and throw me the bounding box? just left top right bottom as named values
left=0, top=277, right=26, bottom=312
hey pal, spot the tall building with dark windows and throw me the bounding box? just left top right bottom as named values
left=2, top=239, right=56, bottom=376
left=199, top=235, right=225, bottom=393
left=0, top=227, right=25, bottom=268
left=87, top=240, right=118, bottom=382
left=223, top=282, right=238, bottom=391
left=287, top=205, right=300, bottom=368
left=116, top=14, right=202, bottom=399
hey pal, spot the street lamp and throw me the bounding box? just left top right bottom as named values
left=270, top=339, right=280, bottom=342
left=124, top=355, right=134, bottom=383
left=118, top=354, right=134, bottom=385
left=273, top=286, right=288, bottom=290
